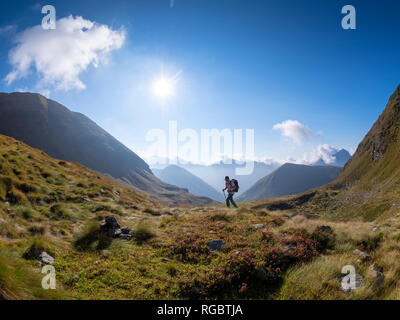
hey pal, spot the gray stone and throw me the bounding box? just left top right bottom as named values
left=108, top=228, right=122, bottom=238
left=38, top=251, right=54, bottom=265
left=121, top=227, right=132, bottom=235
left=286, top=213, right=297, bottom=219
left=353, top=249, right=371, bottom=262
left=207, top=240, right=226, bottom=252
left=369, top=263, right=384, bottom=289
left=104, top=216, right=120, bottom=229
left=252, top=224, right=264, bottom=229
left=119, top=234, right=132, bottom=241
left=36, top=200, right=46, bottom=206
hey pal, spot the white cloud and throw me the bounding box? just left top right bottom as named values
left=303, top=144, right=339, bottom=164
left=5, top=15, right=125, bottom=91
left=273, top=120, right=313, bottom=144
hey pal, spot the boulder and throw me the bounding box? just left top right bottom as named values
left=38, top=251, right=54, bottom=265
left=207, top=240, right=225, bottom=252
left=108, top=228, right=122, bottom=238
left=100, top=217, right=133, bottom=241
left=104, top=216, right=120, bottom=230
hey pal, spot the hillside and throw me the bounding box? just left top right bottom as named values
left=1, top=134, right=400, bottom=300
left=237, top=163, right=342, bottom=202
left=0, top=92, right=214, bottom=206
left=153, top=165, right=224, bottom=202
left=251, top=85, right=400, bottom=221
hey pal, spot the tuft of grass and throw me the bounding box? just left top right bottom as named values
left=14, top=205, right=37, bottom=220
left=47, top=204, right=77, bottom=221
left=73, top=222, right=112, bottom=251
left=22, top=237, right=53, bottom=260
left=133, top=224, right=155, bottom=244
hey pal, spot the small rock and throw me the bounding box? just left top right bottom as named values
left=209, top=230, right=216, bottom=234
left=252, top=224, right=264, bottom=229
left=121, top=227, right=133, bottom=235
left=108, top=228, right=122, bottom=238
left=286, top=213, right=297, bottom=219
left=161, top=258, right=170, bottom=262
left=372, top=226, right=380, bottom=232
left=353, top=249, right=371, bottom=262
left=370, top=263, right=383, bottom=273
left=100, top=189, right=106, bottom=194
left=82, top=197, right=92, bottom=202
left=207, top=240, right=225, bottom=252
left=36, top=200, right=46, bottom=206
left=316, top=225, right=333, bottom=233
left=38, top=251, right=54, bottom=265
left=119, top=234, right=132, bottom=241
left=94, top=206, right=106, bottom=212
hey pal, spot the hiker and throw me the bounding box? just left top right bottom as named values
left=222, top=176, right=239, bottom=208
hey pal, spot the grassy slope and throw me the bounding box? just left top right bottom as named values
left=1, top=130, right=400, bottom=300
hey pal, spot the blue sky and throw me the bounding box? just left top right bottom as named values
left=1, top=0, right=400, bottom=165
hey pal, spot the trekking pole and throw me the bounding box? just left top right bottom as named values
left=223, top=190, right=226, bottom=200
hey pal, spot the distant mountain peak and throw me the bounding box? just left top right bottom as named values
left=312, top=148, right=351, bottom=167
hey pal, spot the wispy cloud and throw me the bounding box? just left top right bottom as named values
left=273, top=120, right=313, bottom=144
left=5, top=15, right=126, bottom=92
left=0, top=25, right=17, bottom=37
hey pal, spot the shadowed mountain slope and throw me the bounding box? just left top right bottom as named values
left=0, top=92, right=215, bottom=206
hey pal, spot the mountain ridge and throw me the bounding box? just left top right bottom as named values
left=0, top=92, right=215, bottom=206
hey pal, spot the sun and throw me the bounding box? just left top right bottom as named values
left=152, top=77, right=174, bottom=100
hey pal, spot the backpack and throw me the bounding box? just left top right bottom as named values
left=231, top=179, right=239, bottom=192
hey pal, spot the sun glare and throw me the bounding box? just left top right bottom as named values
left=152, top=77, right=174, bottom=100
